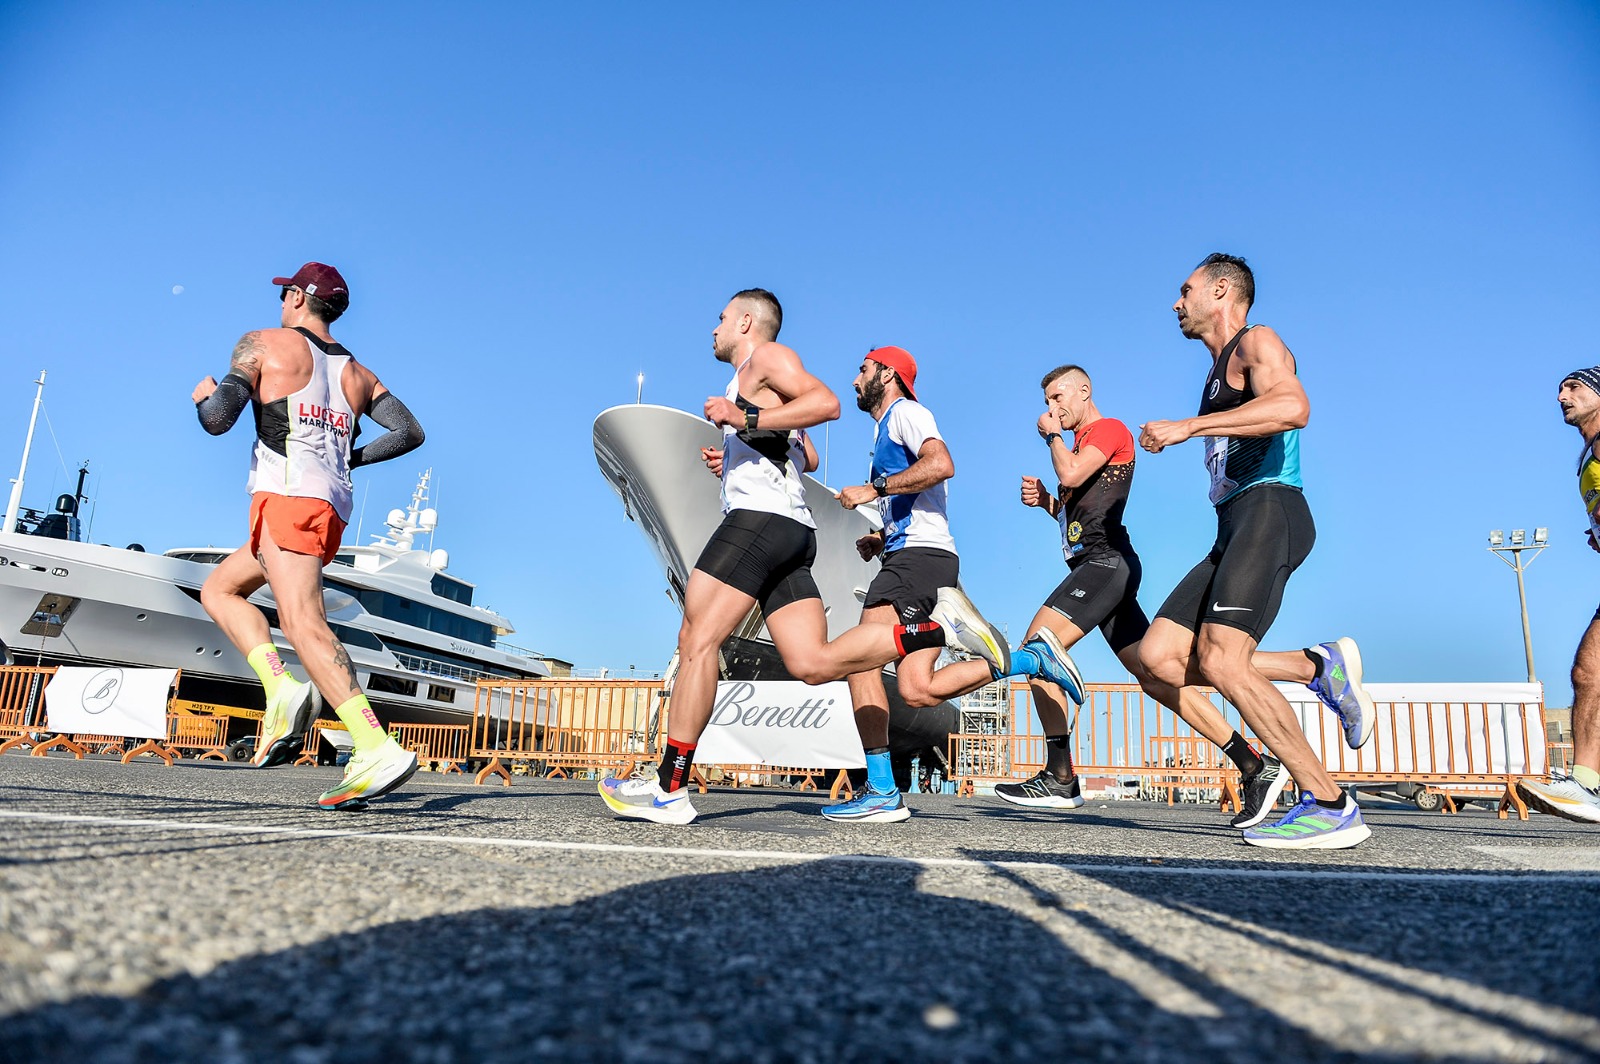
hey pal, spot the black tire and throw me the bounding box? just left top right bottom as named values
left=227, top=738, right=254, bottom=762
left=1412, top=788, right=1444, bottom=812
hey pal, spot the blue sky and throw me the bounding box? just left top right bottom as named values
left=2, top=3, right=1597, bottom=702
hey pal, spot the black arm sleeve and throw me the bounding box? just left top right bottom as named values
left=195, top=372, right=254, bottom=435
left=351, top=391, right=425, bottom=468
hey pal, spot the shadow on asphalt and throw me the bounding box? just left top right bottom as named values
left=0, top=852, right=1522, bottom=1064
left=964, top=848, right=1600, bottom=1054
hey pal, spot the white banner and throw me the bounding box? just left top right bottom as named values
left=695, top=680, right=865, bottom=769
left=1278, top=681, right=1547, bottom=776
left=45, top=667, right=176, bottom=740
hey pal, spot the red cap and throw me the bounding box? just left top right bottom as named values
left=865, top=346, right=917, bottom=400
left=271, top=262, right=349, bottom=302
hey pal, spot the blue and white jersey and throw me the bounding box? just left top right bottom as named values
left=870, top=398, right=956, bottom=554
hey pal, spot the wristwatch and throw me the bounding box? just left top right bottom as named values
left=1044, top=432, right=1063, bottom=446
left=872, top=475, right=889, bottom=497
left=744, top=407, right=760, bottom=431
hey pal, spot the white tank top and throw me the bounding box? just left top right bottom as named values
left=718, top=358, right=814, bottom=527
left=247, top=329, right=357, bottom=521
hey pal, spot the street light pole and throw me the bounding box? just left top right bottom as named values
left=1487, top=527, right=1548, bottom=683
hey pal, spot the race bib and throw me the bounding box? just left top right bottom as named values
left=1204, top=436, right=1237, bottom=506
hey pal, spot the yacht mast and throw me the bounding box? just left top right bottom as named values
left=3, top=370, right=46, bottom=535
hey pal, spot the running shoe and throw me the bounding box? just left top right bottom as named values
left=1519, top=772, right=1600, bottom=824
left=316, top=737, right=418, bottom=809
left=1242, top=791, right=1372, bottom=849
left=1023, top=628, right=1086, bottom=705
left=253, top=679, right=320, bottom=768
left=994, top=771, right=1084, bottom=809
left=1231, top=754, right=1290, bottom=828
left=598, top=772, right=699, bottom=825
left=821, top=784, right=911, bottom=822
left=931, top=586, right=1010, bottom=678
left=1307, top=637, right=1374, bottom=750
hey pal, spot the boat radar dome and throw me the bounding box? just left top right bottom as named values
left=429, top=549, right=449, bottom=571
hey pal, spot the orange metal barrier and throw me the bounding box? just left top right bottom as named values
left=950, top=681, right=1553, bottom=819
left=0, top=665, right=56, bottom=755
left=293, top=721, right=348, bottom=766
left=470, top=679, right=665, bottom=785
left=164, top=714, right=231, bottom=761
left=389, top=722, right=470, bottom=773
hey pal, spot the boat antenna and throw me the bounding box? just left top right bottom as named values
left=428, top=472, right=439, bottom=551
left=354, top=480, right=371, bottom=543
left=823, top=421, right=830, bottom=485
left=4, top=370, right=46, bottom=535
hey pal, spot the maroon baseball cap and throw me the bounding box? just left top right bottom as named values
left=271, top=262, right=349, bottom=301
left=865, top=346, right=917, bottom=400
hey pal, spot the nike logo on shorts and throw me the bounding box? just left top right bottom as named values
left=1211, top=603, right=1252, bottom=612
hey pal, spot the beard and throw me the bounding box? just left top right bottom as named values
left=855, top=374, right=887, bottom=412
left=713, top=338, right=737, bottom=363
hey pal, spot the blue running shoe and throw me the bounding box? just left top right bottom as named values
left=821, top=784, right=910, bottom=823
left=1243, top=791, right=1372, bottom=849
left=1307, top=637, right=1374, bottom=749
left=1023, top=627, right=1086, bottom=705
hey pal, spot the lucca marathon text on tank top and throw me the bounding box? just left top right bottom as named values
left=247, top=327, right=357, bottom=521
left=717, top=358, right=816, bottom=528
left=1197, top=324, right=1303, bottom=506
left=1057, top=417, right=1135, bottom=562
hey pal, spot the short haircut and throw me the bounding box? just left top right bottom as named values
left=1040, top=364, right=1089, bottom=391
left=731, top=288, right=783, bottom=339
left=1197, top=253, right=1255, bottom=309
left=306, top=291, right=347, bottom=324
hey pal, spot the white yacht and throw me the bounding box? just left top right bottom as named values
left=592, top=403, right=960, bottom=765
left=0, top=470, right=549, bottom=729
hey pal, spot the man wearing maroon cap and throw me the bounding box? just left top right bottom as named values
left=191, top=262, right=426, bottom=810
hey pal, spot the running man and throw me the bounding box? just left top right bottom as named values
left=193, top=262, right=425, bottom=809
left=1519, top=368, right=1600, bottom=823
left=597, top=290, right=1019, bottom=826
left=820, top=346, right=957, bottom=824
left=1137, top=253, right=1374, bottom=849
left=906, top=364, right=1367, bottom=826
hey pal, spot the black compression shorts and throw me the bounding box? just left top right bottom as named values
left=692, top=509, right=820, bottom=614
left=1043, top=551, right=1150, bottom=654
left=1154, top=483, right=1316, bottom=643
left=864, top=547, right=959, bottom=625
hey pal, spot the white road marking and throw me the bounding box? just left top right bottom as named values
left=1472, top=845, right=1600, bottom=871
left=4, top=809, right=1598, bottom=883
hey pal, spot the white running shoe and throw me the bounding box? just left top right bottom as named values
left=1519, top=774, right=1600, bottom=824
left=598, top=773, right=699, bottom=825
left=931, top=586, right=1011, bottom=678
left=317, top=738, right=418, bottom=809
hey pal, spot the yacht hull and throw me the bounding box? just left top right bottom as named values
left=592, top=404, right=959, bottom=761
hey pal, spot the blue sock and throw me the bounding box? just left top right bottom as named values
left=1008, top=644, right=1042, bottom=679
left=865, top=747, right=895, bottom=792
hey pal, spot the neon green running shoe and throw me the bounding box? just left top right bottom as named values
left=253, top=680, right=319, bottom=767
left=317, top=738, right=417, bottom=809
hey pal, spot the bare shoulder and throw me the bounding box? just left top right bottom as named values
left=1237, top=325, right=1295, bottom=368
left=752, top=340, right=803, bottom=375
left=340, top=356, right=383, bottom=411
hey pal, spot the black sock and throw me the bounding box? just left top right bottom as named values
left=1313, top=792, right=1348, bottom=810
left=1045, top=735, right=1074, bottom=781
left=1304, top=648, right=1321, bottom=671
left=894, top=621, right=944, bottom=656
left=1222, top=732, right=1263, bottom=778
left=658, top=739, right=696, bottom=793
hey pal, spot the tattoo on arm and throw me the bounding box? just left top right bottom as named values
left=230, top=331, right=264, bottom=381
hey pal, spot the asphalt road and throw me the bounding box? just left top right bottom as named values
left=2, top=753, right=1597, bottom=1063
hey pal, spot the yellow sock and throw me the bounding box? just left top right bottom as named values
left=333, top=694, right=389, bottom=753
left=246, top=643, right=292, bottom=700
left=1573, top=764, right=1599, bottom=791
